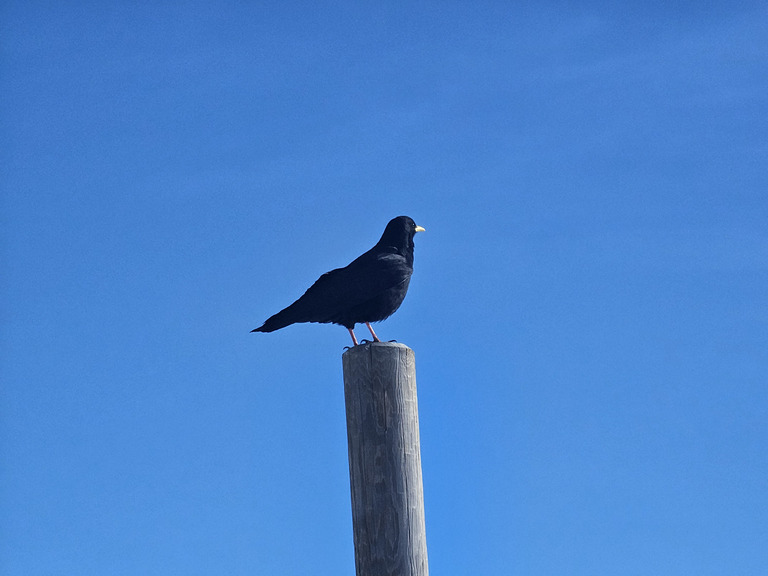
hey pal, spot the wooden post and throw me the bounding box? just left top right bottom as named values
left=342, top=342, right=429, bottom=576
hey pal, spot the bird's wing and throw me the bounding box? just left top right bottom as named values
left=277, top=251, right=409, bottom=324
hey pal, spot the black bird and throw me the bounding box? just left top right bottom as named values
left=252, top=216, right=425, bottom=345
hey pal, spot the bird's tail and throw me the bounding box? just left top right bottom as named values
left=250, top=306, right=298, bottom=333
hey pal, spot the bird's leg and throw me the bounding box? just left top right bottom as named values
left=365, top=322, right=381, bottom=342
left=347, top=327, right=359, bottom=346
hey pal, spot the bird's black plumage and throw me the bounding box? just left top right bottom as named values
left=252, top=216, right=425, bottom=345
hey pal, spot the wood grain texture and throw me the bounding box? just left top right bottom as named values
left=342, top=342, right=429, bottom=576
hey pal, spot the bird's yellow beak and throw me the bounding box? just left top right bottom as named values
left=415, top=225, right=426, bottom=233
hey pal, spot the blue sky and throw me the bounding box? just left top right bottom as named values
left=2, top=2, right=767, bottom=574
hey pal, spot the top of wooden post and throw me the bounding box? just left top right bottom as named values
left=342, top=340, right=411, bottom=360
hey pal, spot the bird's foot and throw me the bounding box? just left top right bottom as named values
left=388, top=339, right=398, bottom=343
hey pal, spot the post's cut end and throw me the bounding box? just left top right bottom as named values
left=342, top=340, right=411, bottom=359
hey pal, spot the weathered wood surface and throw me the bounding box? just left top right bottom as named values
left=342, top=342, right=429, bottom=576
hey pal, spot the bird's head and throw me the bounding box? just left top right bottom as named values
left=377, top=216, right=425, bottom=257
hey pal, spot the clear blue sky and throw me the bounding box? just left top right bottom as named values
left=2, top=2, right=767, bottom=575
